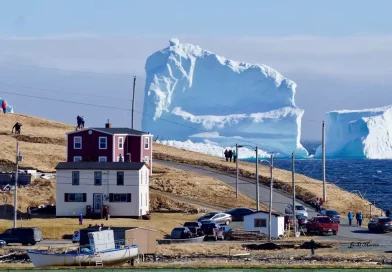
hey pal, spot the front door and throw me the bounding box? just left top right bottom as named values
left=93, top=194, right=103, bottom=214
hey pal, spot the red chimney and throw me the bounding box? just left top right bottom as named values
left=105, top=119, right=111, bottom=128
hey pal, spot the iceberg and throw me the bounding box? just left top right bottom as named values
left=314, top=105, right=392, bottom=159
left=143, top=38, right=308, bottom=158
left=0, top=98, right=14, bottom=113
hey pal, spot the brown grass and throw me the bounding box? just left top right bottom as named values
left=154, top=143, right=380, bottom=217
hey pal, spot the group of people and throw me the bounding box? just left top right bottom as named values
left=2, top=100, right=7, bottom=114
left=347, top=211, right=363, bottom=226
left=76, top=115, right=85, bottom=130
left=315, top=197, right=324, bottom=212
left=224, top=149, right=237, bottom=162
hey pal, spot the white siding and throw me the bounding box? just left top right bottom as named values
left=56, top=165, right=150, bottom=217
left=243, top=212, right=284, bottom=238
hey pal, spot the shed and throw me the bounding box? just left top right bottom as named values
left=125, top=228, right=157, bottom=254
left=243, top=211, right=285, bottom=239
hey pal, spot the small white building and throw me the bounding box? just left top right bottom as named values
left=55, top=162, right=150, bottom=218
left=244, top=211, right=285, bottom=239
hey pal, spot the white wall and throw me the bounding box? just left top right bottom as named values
left=56, top=165, right=149, bottom=217
left=243, top=213, right=285, bottom=239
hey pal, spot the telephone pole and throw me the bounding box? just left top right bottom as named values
left=131, top=76, right=136, bottom=129
left=235, top=144, right=239, bottom=200
left=268, top=153, right=274, bottom=241
left=255, top=146, right=260, bottom=211
left=322, top=121, right=326, bottom=202
left=13, top=142, right=20, bottom=228
left=292, top=152, right=296, bottom=234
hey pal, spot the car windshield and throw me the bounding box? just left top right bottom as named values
left=295, top=206, right=305, bottom=210
left=319, top=218, right=331, bottom=223
left=226, top=208, right=237, bottom=213
left=173, top=228, right=185, bottom=231
left=184, top=222, right=198, bottom=227
left=204, top=212, right=218, bottom=217
left=326, top=211, right=338, bottom=216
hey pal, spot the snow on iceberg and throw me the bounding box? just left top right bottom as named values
left=314, top=105, right=392, bottom=159
left=0, top=98, right=13, bottom=113
left=143, top=38, right=308, bottom=158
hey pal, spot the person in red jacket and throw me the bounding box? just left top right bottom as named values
left=1, top=100, right=6, bottom=114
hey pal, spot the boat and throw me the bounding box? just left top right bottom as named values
left=27, top=229, right=138, bottom=267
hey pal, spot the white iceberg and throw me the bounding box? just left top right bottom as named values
left=143, top=39, right=308, bottom=158
left=315, top=105, right=392, bottom=159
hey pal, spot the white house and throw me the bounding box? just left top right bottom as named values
left=55, top=162, right=150, bottom=218
left=244, top=211, right=285, bottom=239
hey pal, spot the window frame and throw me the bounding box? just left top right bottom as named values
left=68, top=193, right=84, bottom=202
left=117, top=171, right=124, bottom=186
left=118, top=137, right=124, bottom=149
left=94, top=171, right=102, bottom=186
left=109, top=193, right=131, bottom=202
left=74, top=136, right=82, bottom=149
left=98, top=156, right=107, bottom=162
left=73, top=156, right=82, bottom=162
left=144, top=137, right=149, bottom=149
left=254, top=218, right=267, bottom=228
left=72, top=171, right=79, bottom=186
left=99, top=137, right=107, bottom=149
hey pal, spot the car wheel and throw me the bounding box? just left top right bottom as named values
left=30, top=241, right=36, bottom=246
left=332, top=230, right=337, bottom=235
left=225, top=220, right=230, bottom=225
left=318, top=230, right=323, bottom=236
left=22, top=241, right=29, bottom=246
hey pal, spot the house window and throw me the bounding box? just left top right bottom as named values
left=99, top=137, right=107, bottom=149
left=118, top=137, right=124, bottom=149
left=73, top=156, right=82, bottom=162
left=72, top=171, right=79, bottom=185
left=254, top=218, right=267, bottom=228
left=109, top=193, right=131, bottom=202
left=144, top=137, right=149, bottom=149
left=117, top=171, right=124, bottom=186
left=94, top=171, right=102, bottom=185
left=65, top=193, right=86, bottom=202
left=74, top=136, right=82, bottom=149
left=98, top=156, right=107, bottom=162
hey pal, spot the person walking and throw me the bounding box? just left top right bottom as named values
left=78, top=214, right=83, bottom=225
left=233, top=149, right=237, bottom=163
left=348, top=211, right=354, bottom=226
left=12, top=122, right=22, bottom=135
left=1, top=100, right=7, bottom=114
left=355, top=212, right=360, bottom=226
left=228, top=150, right=233, bottom=162
left=224, top=149, right=229, bottom=162
left=309, top=239, right=316, bottom=255
left=27, top=206, right=31, bottom=220
left=358, top=211, right=363, bottom=226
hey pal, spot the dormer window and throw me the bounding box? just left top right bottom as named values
left=144, top=137, right=149, bottom=149
left=118, top=137, right=124, bottom=149
left=74, top=136, right=82, bottom=149
left=99, top=137, right=107, bottom=149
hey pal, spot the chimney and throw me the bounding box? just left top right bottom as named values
left=105, top=119, right=111, bottom=128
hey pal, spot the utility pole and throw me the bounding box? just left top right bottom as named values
left=13, top=142, right=20, bottom=229
left=131, top=76, right=136, bottom=129
left=255, top=146, right=259, bottom=211
left=292, top=152, right=296, bottom=234
left=268, top=153, right=274, bottom=241
left=322, top=121, right=326, bottom=202
left=235, top=144, right=239, bottom=200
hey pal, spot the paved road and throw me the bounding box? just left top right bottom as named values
left=157, top=160, right=392, bottom=246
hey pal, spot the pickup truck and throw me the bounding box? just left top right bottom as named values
left=306, top=216, right=339, bottom=235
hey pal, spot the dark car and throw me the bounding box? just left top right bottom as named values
left=183, top=222, right=203, bottom=236
left=225, top=208, right=255, bottom=221
left=200, top=223, right=224, bottom=241
left=198, top=212, right=232, bottom=225
left=296, top=214, right=308, bottom=226
left=31, top=205, right=56, bottom=215
left=170, top=227, right=194, bottom=239
left=318, top=210, right=340, bottom=224
left=0, top=228, right=43, bottom=245
left=368, top=217, right=392, bottom=233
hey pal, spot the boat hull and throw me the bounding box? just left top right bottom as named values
left=27, top=246, right=138, bottom=267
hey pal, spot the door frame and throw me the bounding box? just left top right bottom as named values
left=93, top=193, right=103, bottom=214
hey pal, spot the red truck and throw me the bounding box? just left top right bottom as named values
left=306, top=216, right=339, bottom=235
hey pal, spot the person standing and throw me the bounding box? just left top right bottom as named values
left=348, top=211, right=354, bottom=226
left=224, top=149, right=229, bottom=162
left=309, top=239, right=316, bottom=255
left=78, top=214, right=83, bottom=225
left=355, top=212, right=360, bottom=225
left=228, top=150, right=233, bottom=162
left=315, top=198, right=320, bottom=212
left=1, top=100, right=7, bottom=114
left=76, top=115, right=81, bottom=130
left=27, top=206, right=31, bottom=220
left=233, top=149, right=237, bottom=163
left=81, top=116, right=85, bottom=128
left=358, top=211, right=363, bottom=226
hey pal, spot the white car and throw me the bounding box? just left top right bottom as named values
left=285, top=204, right=308, bottom=218
left=72, top=231, right=80, bottom=243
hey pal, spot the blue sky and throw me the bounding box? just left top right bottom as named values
left=0, top=0, right=391, bottom=140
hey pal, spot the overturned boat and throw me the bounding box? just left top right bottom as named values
left=27, top=229, right=138, bottom=267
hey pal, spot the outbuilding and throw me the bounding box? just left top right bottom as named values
left=243, top=211, right=285, bottom=239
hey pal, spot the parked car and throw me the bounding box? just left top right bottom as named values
left=225, top=207, right=255, bottom=221
left=72, top=231, right=80, bottom=243
left=285, top=204, right=308, bottom=218
left=284, top=215, right=299, bottom=229
left=0, top=240, right=6, bottom=248
left=183, top=222, right=203, bottom=236
left=219, top=226, right=233, bottom=240
left=0, top=227, right=43, bottom=245
left=170, top=227, right=194, bottom=239
left=31, top=205, right=56, bottom=215
left=368, top=217, right=392, bottom=233
left=200, top=223, right=224, bottom=241
left=198, top=212, right=232, bottom=225
left=296, top=214, right=308, bottom=226
left=306, top=216, right=339, bottom=235
left=318, top=209, right=340, bottom=224
left=200, top=219, right=216, bottom=225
